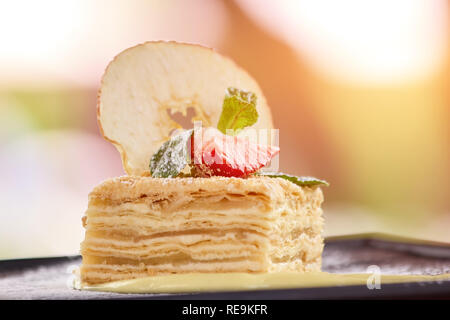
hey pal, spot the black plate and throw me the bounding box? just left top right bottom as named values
left=1, top=233, right=449, bottom=299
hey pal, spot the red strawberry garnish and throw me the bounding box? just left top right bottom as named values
left=190, top=127, right=279, bottom=178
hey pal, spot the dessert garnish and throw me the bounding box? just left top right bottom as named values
left=217, top=87, right=258, bottom=135
left=190, top=127, right=279, bottom=178
left=255, top=172, right=329, bottom=187
left=149, top=87, right=328, bottom=186
left=150, top=129, right=193, bottom=178
left=97, top=42, right=274, bottom=176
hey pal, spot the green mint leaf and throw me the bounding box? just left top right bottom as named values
left=217, top=87, right=258, bottom=135
left=150, top=129, right=193, bottom=178
left=256, top=172, right=329, bottom=187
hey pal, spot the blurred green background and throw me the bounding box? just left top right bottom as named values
left=0, top=0, right=449, bottom=258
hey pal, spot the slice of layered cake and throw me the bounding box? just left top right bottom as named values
left=79, top=41, right=327, bottom=286
left=80, top=176, right=324, bottom=284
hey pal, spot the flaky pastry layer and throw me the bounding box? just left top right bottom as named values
left=80, top=176, right=324, bottom=284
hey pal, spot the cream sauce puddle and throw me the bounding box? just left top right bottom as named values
left=80, top=272, right=450, bottom=294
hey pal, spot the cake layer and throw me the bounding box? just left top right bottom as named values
left=80, top=176, right=324, bottom=284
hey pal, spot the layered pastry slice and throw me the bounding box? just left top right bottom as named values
left=79, top=41, right=327, bottom=287
left=80, top=176, right=324, bottom=285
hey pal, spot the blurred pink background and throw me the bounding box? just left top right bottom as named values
left=0, top=0, right=449, bottom=258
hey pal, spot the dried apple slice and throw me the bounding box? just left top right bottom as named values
left=97, top=41, right=274, bottom=176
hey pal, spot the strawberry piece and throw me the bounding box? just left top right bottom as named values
left=191, top=127, right=279, bottom=177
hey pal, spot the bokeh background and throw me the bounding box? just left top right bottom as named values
left=0, top=0, right=449, bottom=259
